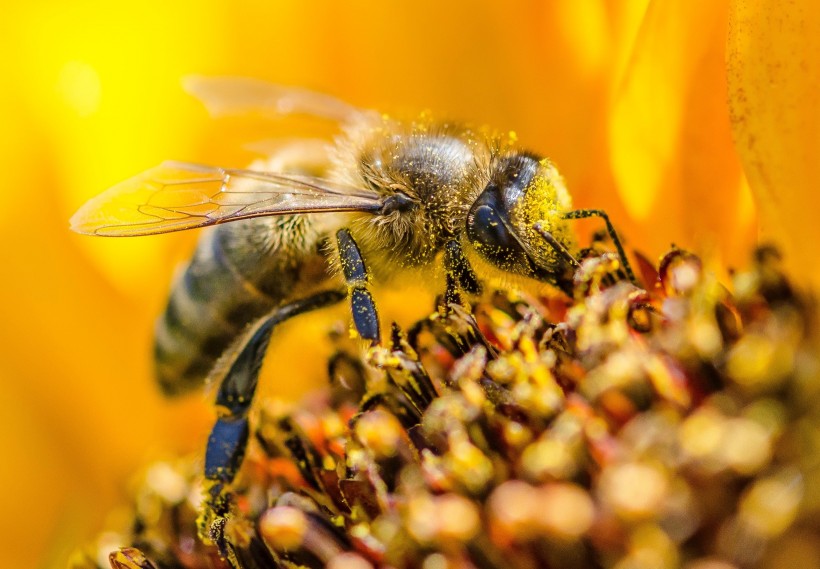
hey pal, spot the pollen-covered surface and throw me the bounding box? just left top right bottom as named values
left=74, top=246, right=820, bottom=569
left=328, top=114, right=510, bottom=281
left=514, top=157, right=577, bottom=271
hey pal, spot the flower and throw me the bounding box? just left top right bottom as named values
left=77, top=245, right=820, bottom=568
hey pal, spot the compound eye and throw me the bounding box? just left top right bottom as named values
left=466, top=187, right=528, bottom=267
left=468, top=203, right=517, bottom=251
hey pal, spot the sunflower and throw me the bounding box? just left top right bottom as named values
left=1, top=2, right=817, bottom=568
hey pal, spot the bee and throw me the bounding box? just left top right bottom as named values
left=71, top=77, right=634, bottom=487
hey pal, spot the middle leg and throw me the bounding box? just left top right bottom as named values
left=336, top=228, right=381, bottom=344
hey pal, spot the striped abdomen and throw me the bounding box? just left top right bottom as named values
left=154, top=215, right=339, bottom=395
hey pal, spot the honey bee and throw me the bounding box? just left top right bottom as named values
left=71, top=77, right=633, bottom=486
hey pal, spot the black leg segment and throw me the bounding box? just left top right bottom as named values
left=351, top=288, right=380, bottom=342
left=562, top=209, right=637, bottom=284
left=204, top=289, right=345, bottom=483
left=205, top=417, right=250, bottom=482
left=444, top=240, right=481, bottom=295
left=214, top=313, right=278, bottom=417
left=336, top=228, right=368, bottom=283
left=336, top=229, right=381, bottom=344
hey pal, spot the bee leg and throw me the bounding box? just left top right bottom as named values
left=205, top=290, right=347, bottom=483
left=336, top=229, right=381, bottom=344
left=561, top=209, right=638, bottom=284
left=443, top=239, right=481, bottom=308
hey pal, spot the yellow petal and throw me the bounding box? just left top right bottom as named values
left=610, top=0, right=756, bottom=265
left=727, top=0, right=820, bottom=286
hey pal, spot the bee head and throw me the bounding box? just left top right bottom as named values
left=466, top=153, right=576, bottom=282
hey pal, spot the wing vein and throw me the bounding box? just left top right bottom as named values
left=70, top=161, right=385, bottom=237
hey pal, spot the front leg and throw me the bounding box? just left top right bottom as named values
left=561, top=209, right=637, bottom=284
left=442, top=239, right=482, bottom=308
left=336, top=229, right=381, bottom=344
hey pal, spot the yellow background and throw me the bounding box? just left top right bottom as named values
left=4, top=0, right=817, bottom=567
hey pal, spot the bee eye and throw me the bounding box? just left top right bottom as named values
left=467, top=197, right=517, bottom=251
left=467, top=153, right=558, bottom=277
left=467, top=186, right=528, bottom=266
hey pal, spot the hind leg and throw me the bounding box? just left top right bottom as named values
left=204, top=289, right=346, bottom=484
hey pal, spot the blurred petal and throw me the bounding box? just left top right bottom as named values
left=727, top=0, right=820, bottom=286
left=610, top=0, right=756, bottom=265
left=5, top=1, right=809, bottom=567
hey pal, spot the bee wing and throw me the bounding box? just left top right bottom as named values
left=182, top=76, right=374, bottom=124
left=70, top=161, right=384, bottom=237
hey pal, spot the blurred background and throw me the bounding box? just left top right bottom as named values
left=0, top=0, right=792, bottom=567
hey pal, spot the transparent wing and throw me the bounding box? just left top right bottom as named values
left=182, top=76, right=375, bottom=124
left=70, top=161, right=384, bottom=237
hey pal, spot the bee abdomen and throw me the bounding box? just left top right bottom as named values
left=154, top=219, right=324, bottom=396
